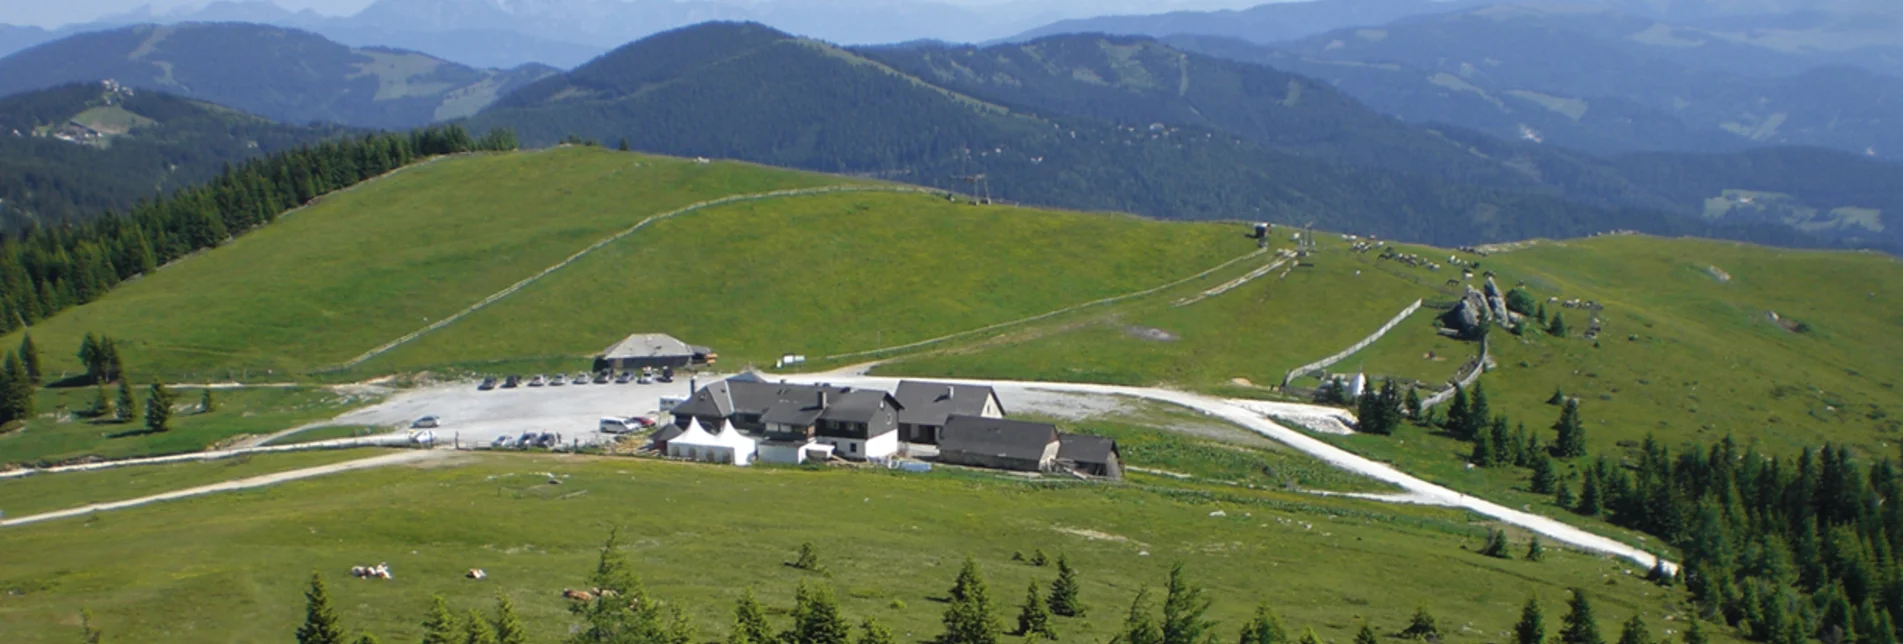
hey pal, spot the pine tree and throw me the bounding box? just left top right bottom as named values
left=19, top=332, right=39, bottom=384
left=1404, top=387, right=1422, bottom=420
left=1237, top=603, right=1286, bottom=644
left=1490, top=417, right=1514, bottom=466
left=1537, top=302, right=1548, bottom=326
left=1112, top=589, right=1162, bottom=644
left=1548, top=312, right=1568, bottom=338
left=788, top=583, right=851, bottom=644
left=1015, top=580, right=1055, bottom=639
left=1558, top=589, right=1602, bottom=644
left=463, top=608, right=499, bottom=644
left=1577, top=469, right=1602, bottom=516
left=115, top=379, right=135, bottom=423
left=492, top=596, right=527, bottom=644
left=731, top=588, right=774, bottom=644
left=1030, top=549, right=1049, bottom=567
left=617, top=137, right=630, bottom=151
left=795, top=542, right=822, bottom=572
left=1467, top=381, right=1492, bottom=439
left=940, top=558, right=998, bottom=644
left=1159, top=564, right=1212, bottom=644
left=1480, top=529, right=1511, bottom=559
left=422, top=596, right=460, bottom=644
left=1552, top=400, right=1587, bottom=458
left=1614, top=616, right=1649, bottom=644
left=1353, top=624, right=1376, bottom=644
left=858, top=619, right=896, bottom=644
left=88, top=383, right=111, bottom=418
left=1445, top=386, right=1469, bottom=435
left=1555, top=478, right=1575, bottom=508
left=1472, top=428, right=1496, bottom=467
left=1356, top=386, right=1390, bottom=435
left=1400, top=605, right=1441, bottom=642
left=1048, top=555, right=1084, bottom=617
left=1514, top=597, right=1545, bottom=644
left=1680, top=619, right=1706, bottom=644
left=1526, top=536, right=1545, bottom=562
left=296, top=572, right=347, bottom=644
left=569, top=530, right=667, bottom=644
left=200, top=387, right=214, bottom=413
left=145, top=382, right=174, bottom=433
left=78, top=333, right=100, bottom=383
left=1531, top=455, right=1558, bottom=494
left=0, top=351, right=26, bottom=423
left=1296, top=628, right=1321, bottom=644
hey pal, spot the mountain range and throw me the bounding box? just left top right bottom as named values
left=0, top=82, right=351, bottom=230
left=0, top=23, right=555, bottom=129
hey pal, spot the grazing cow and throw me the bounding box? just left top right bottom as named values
left=563, top=589, right=595, bottom=602
left=466, top=569, right=487, bottom=580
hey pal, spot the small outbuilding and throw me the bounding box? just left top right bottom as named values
left=937, top=415, right=1061, bottom=472
left=1057, top=434, right=1123, bottom=480
left=595, top=333, right=715, bottom=372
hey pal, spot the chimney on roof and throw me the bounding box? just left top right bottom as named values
left=945, top=385, right=954, bottom=400
left=689, top=378, right=697, bottom=395
left=818, top=390, right=828, bottom=407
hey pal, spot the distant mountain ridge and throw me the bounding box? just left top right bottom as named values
left=0, top=83, right=352, bottom=230
left=0, top=23, right=557, bottom=129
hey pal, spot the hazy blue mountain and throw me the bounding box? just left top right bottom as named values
left=0, top=23, right=558, bottom=129
left=0, top=25, right=55, bottom=59
left=1002, top=0, right=1485, bottom=45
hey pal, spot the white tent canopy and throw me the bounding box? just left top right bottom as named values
left=667, top=418, right=752, bottom=466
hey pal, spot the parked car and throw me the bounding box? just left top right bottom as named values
left=593, top=371, right=611, bottom=384
left=599, top=417, right=637, bottom=433
left=636, top=374, right=653, bottom=385
left=519, top=431, right=538, bottom=447
left=478, top=377, right=498, bottom=391
left=574, top=372, right=592, bottom=385
left=614, top=371, right=633, bottom=384
left=537, top=432, right=557, bottom=448
left=528, top=374, right=547, bottom=387
left=549, top=373, right=566, bottom=386
left=491, top=435, right=513, bottom=448
left=632, top=416, right=657, bottom=428
left=502, top=375, right=521, bottom=388
left=412, top=415, right=441, bottom=428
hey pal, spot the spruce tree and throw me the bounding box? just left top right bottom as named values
left=1445, top=386, right=1469, bottom=435
left=19, top=332, right=39, bottom=384
left=1356, top=387, right=1389, bottom=435
left=463, top=608, right=499, bottom=644
left=1490, top=417, right=1514, bottom=466
left=1467, top=381, right=1492, bottom=439
left=1237, top=603, right=1286, bottom=644
left=1680, top=619, right=1706, bottom=644
left=89, top=383, right=111, bottom=418
left=1548, top=312, right=1568, bottom=338
left=1577, top=469, right=1602, bottom=516
left=1555, top=478, right=1575, bottom=508
left=1015, top=580, right=1055, bottom=639
left=1472, top=428, right=1495, bottom=467
left=1400, top=605, right=1441, bottom=642
left=788, top=583, right=851, bottom=644
left=145, top=382, right=174, bottom=433
left=1547, top=387, right=1564, bottom=405
left=731, top=588, right=774, bottom=644
left=115, top=379, right=135, bottom=423
left=1480, top=529, right=1511, bottom=559
left=1558, top=589, right=1602, bottom=644
left=940, top=558, right=998, bottom=644
left=1514, top=597, right=1544, bottom=644
left=858, top=619, right=896, bottom=644
left=1048, top=555, right=1084, bottom=617
left=1526, top=536, right=1545, bottom=562
left=78, top=333, right=100, bottom=383
left=795, top=542, right=822, bottom=572
left=617, top=138, right=630, bottom=151
left=1112, top=589, right=1162, bottom=644
left=1159, top=564, right=1213, bottom=644
left=1552, top=400, right=1587, bottom=458
left=1614, top=616, right=1649, bottom=644
left=1404, top=387, right=1422, bottom=420
left=297, top=572, right=346, bottom=644
left=570, top=530, right=667, bottom=644
left=493, top=596, right=527, bottom=644
left=421, top=596, right=459, bottom=644
left=0, top=352, right=24, bottom=423
left=1531, top=455, right=1558, bottom=494
left=1353, top=624, right=1377, bottom=644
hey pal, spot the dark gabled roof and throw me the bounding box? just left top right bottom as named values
left=1058, top=433, right=1119, bottom=465
left=651, top=424, right=685, bottom=444
left=940, top=415, right=1058, bottom=460
left=819, top=390, right=902, bottom=423
left=761, top=397, right=826, bottom=427
left=670, top=379, right=736, bottom=418
left=894, top=380, right=1000, bottom=426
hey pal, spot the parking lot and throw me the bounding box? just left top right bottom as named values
left=325, top=374, right=716, bottom=449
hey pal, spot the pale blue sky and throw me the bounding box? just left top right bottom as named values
left=4, top=0, right=1273, bottom=29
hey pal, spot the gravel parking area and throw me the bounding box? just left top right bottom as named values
left=319, top=375, right=714, bottom=448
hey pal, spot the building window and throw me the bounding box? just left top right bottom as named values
left=849, top=443, right=857, bottom=454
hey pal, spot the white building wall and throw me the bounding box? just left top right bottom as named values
left=982, top=395, right=1003, bottom=418
left=758, top=443, right=807, bottom=465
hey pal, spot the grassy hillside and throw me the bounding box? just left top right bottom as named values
left=0, top=145, right=1251, bottom=381
left=880, top=234, right=1903, bottom=457
left=0, top=452, right=1723, bottom=643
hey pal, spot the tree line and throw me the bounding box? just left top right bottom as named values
left=284, top=534, right=1669, bottom=644
left=0, top=124, right=517, bottom=335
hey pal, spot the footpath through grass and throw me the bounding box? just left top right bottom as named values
left=0, top=452, right=1727, bottom=644
left=0, top=447, right=390, bottom=518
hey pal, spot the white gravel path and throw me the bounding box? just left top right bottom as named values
left=780, top=371, right=1674, bottom=573
left=0, top=450, right=443, bottom=527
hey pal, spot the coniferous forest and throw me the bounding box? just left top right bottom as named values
left=0, top=124, right=517, bottom=335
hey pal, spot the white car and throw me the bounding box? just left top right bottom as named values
left=599, top=417, right=637, bottom=433
left=412, top=415, right=441, bottom=428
